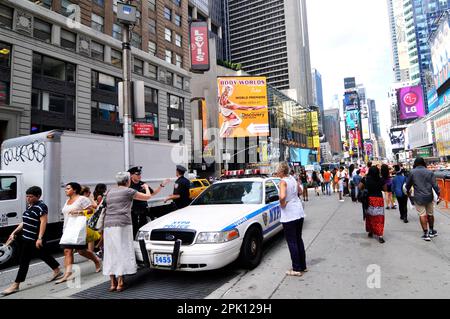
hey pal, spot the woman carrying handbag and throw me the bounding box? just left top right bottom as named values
left=57, top=182, right=101, bottom=284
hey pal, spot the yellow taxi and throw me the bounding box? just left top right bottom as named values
left=189, top=179, right=210, bottom=200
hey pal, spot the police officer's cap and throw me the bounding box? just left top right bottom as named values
left=176, top=165, right=187, bottom=174
left=128, top=166, right=143, bottom=174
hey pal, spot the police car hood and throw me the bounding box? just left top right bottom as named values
left=140, top=204, right=264, bottom=232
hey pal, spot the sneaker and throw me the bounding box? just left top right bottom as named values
left=339, top=199, right=344, bottom=202
left=421, top=233, right=431, bottom=241
left=403, top=219, right=409, bottom=223
left=386, top=206, right=390, bottom=210
left=378, top=237, right=385, bottom=244
left=429, top=230, right=438, bottom=238
left=368, top=232, right=373, bottom=238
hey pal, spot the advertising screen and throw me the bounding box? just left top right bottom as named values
left=346, top=110, right=359, bottom=130
left=427, top=89, right=439, bottom=113
left=390, top=128, right=405, bottom=150
left=344, top=92, right=359, bottom=111
left=340, top=121, right=346, bottom=142
left=361, top=117, right=370, bottom=140
left=217, top=77, right=269, bottom=138
left=397, top=86, right=426, bottom=120
left=190, top=21, right=210, bottom=72
left=434, top=111, right=450, bottom=157
left=430, top=15, right=450, bottom=90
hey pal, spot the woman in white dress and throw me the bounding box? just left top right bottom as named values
left=56, top=182, right=101, bottom=284
left=103, top=172, right=164, bottom=292
left=276, top=162, right=307, bottom=277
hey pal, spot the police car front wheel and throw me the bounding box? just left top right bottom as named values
left=239, top=226, right=263, bottom=270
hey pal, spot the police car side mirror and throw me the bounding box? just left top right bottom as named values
left=266, top=195, right=279, bottom=204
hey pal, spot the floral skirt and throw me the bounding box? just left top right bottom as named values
left=365, top=196, right=385, bottom=236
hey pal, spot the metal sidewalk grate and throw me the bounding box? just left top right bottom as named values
left=71, top=268, right=240, bottom=299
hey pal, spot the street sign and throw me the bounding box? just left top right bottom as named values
left=133, top=123, right=155, bottom=137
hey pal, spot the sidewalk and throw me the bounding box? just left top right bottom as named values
left=208, top=191, right=450, bottom=299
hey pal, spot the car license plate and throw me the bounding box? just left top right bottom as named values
left=153, top=253, right=173, bottom=266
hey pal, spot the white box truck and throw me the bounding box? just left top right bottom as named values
left=0, top=130, right=188, bottom=267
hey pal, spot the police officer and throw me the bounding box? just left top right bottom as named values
left=164, top=165, right=191, bottom=210
left=128, top=166, right=168, bottom=238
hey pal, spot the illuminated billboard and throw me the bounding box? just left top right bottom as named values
left=397, top=86, right=425, bottom=120
left=190, top=21, right=210, bottom=72
left=430, top=13, right=450, bottom=90
left=217, top=77, right=269, bottom=138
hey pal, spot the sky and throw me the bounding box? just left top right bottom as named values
left=306, top=0, right=393, bottom=151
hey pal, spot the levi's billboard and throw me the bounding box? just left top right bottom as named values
left=397, top=85, right=426, bottom=120
left=190, top=21, right=210, bottom=72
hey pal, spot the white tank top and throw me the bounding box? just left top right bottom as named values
left=280, top=176, right=305, bottom=223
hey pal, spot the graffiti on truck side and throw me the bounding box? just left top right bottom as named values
left=2, top=141, right=47, bottom=166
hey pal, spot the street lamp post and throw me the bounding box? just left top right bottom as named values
left=117, top=1, right=137, bottom=171
left=122, top=24, right=133, bottom=171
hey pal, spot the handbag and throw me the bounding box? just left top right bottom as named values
left=59, top=215, right=87, bottom=246
left=87, top=192, right=109, bottom=231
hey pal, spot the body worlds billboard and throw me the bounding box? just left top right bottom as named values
left=217, top=77, right=269, bottom=138
left=397, top=86, right=425, bottom=120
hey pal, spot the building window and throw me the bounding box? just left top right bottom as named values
left=148, top=0, right=156, bottom=11
left=0, top=42, right=11, bottom=106
left=60, top=29, right=76, bottom=50
left=33, top=18, right=52, bottom=43
left=168, top=94, right=184, bottom=111
left=165, top=28, right=172, bottom=42
left=32, top=53, right=76, bottom=82
left=0, top=4, right=13, bottom=29
left=131, top=32, right=141, bottom=48
left=93, top=0, right=104, bottom=7
left=148, top=18, right=156, bottom=34
left=175, top=34, right=182, bottom=47
left=166, top=71, right=173, bottom=85
left=91, top=70, right=118, bottom=92
left=148, top=63, right=157, bottom=79
left=60, top=0, right=75, bottom=17
left=91, top=13, right=104, bottom=32
left=31, top=90, right=74, bottom=114
left=168, top=116, right=184, bottom=142
left=175, top=54, right=182, bottom=68
left=112, top=24, right=122, bottom=40
left=134, top=58, right=143, bottom=75
left=165, top=50, right=172, bottom=64
left=148, top=41, right=157, bottom=56
left=92, top=101, right=119, bottom=122
left=174, top=74, right=183, bottom=89
left=172, top=0, right=181, bottom=7
left=111, top=49, right=122, bottom=68
left=174, top=14, right=181, bottom=27
left=164, top=7, right=172, bottom=21
left=142, top=86, right=159, bottom=140
left=91, top=41, right=104, bottom=61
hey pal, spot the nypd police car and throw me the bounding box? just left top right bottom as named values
left=135, top=177, right=283, bottom=271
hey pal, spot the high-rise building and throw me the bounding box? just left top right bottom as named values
left=311, top=68, right=324, bottom=130
left=368, top=99, right=381, bottom=138
left=323, top=108, right=341, bottom=155
left=225, top=0, right=313, bottom=106
left=0, top=0, right=192, bottom=143
left=387, top=0, right=411, bottom=82
left=404, top=0, right=449, bottom=91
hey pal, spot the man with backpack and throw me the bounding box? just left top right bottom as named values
left=392, top=164, right=408, bottom=223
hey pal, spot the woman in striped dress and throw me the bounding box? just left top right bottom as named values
left=359, top=166, right=388, bottom=243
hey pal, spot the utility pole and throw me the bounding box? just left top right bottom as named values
left=117, top=1, right=137, bottom=171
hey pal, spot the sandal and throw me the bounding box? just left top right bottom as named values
left=109, top=286, right=117, bottom=292
left=116, top=284, right=127, bottom=292
left=49, top=271, right=63, bottom=282
left=1, top=285, right=19, bottom=296
left=286, top=270, right=303, bottom=277
left=55, top=273, right=73, bottom=285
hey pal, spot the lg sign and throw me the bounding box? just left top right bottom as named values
left=397, top=85, right=425, bottom=120
left=403, top=92, right=418, bottom=114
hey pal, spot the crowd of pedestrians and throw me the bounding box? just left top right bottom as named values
left=1, top=164, right=187, bottom=296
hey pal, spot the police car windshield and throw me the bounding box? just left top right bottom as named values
left=191, top=182, right=263, bottom=205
